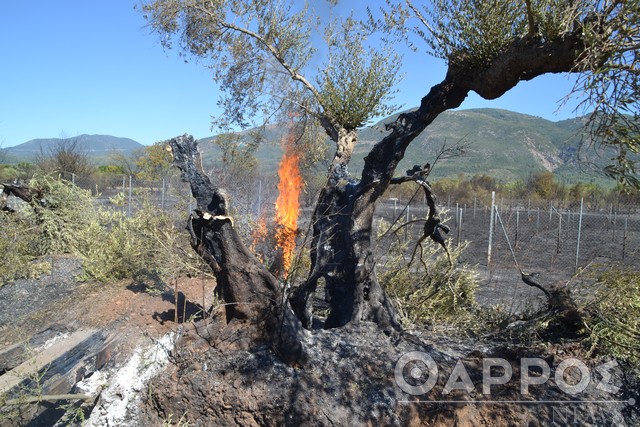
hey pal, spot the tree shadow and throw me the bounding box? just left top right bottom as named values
left=125, top=269, right=167, bottom=294
left=124, top=271, right=207, bottom=324
left=152, top=290, right=207, bottom=324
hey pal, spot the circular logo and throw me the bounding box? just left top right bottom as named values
left=555, top=358, right=591, bottom=395
left=394, top=351, right=439, bottom=395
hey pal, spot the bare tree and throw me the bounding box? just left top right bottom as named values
left=36, top=136, right=94, bottom=180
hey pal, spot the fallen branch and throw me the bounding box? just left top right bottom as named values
left=3, top=394, right=92, bottom=406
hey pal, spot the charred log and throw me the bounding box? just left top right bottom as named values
left=1, top=182, right=35, bottom=212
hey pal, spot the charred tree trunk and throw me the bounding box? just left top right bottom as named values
left=291, top=162, right=399, bottom=331
left=292, top=30, right=585, bottom=330
left=168, top=135, right=307, bottom=365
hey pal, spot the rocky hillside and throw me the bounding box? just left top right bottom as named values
left=197, top=108, right=610, bottom=184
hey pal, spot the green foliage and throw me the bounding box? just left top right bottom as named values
left=527, top=171, right=559, bottom=200
left=135, top=141, right=174, bottom=182
left=0, top=213, right=51, bottom=283
left=431, top=174, right=499, bottom=205
left=27, top=177, right=97, bottom=256
left=0, top=177, right=202, bottom=287
left=212, top=132, right=259, bottom=181
left=583, top=268, right=640, bottom=368
left=376, top=217, right=479, bottom=329
left=0, top=162, right=37, bottom=181
left=0, top=165, right=19, bottom=182
left=425, top=173, right=616, bottom=206
left=97, top=164, right=126, bottom=175
left=81, top=204, right=193, bottom=283
left=141, top=0, right=316, bottom=130
left=574, top=1, right=640, bottom=190
left=141, top=0, right=401, bottom=139
left=316, top=16, right=401, bottom=131
left=601, top=118, right=640, bottom=190
left=421, top=0, right=526, bottom=66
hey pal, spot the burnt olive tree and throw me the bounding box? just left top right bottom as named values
left=142, top=0, right=637, bottom=364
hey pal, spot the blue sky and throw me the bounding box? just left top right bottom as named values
left=0, top=1, right=585, bottom=148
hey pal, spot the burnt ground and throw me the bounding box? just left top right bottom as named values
left=0, top=254, right=638, bottom=426
left=0, top=255, right=216, bottom=426
left=141, top=314, right=639, bottom=426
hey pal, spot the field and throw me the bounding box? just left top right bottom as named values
left=371, top=195, right=640, bottom=314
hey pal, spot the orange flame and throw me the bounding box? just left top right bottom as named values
left=274, top=146, right=303, bottom=278
left=250, top=212, right=268, bottom=255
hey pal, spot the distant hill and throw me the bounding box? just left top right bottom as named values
left=3, top=109, right=618, bottom=185
left=356, top=108, right=601, bottom=182
left=5, top=134, right=143, bottom=162
left=197, top=108, right=613, bottom=185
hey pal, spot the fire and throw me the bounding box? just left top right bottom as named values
left=250, top=212, right=268, bottom=255
left=274, top=145, right=303, bottom=278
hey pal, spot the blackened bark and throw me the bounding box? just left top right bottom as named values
left=293, top=30, right=586, bottom=331
left=168, top=135, right=307, bottom=365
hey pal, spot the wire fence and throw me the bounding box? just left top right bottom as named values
left=16, top=172, right=638, bottom=315
left=376, top=191, right=640, bottom=314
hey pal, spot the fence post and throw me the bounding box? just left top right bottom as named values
left=72, top=173, right=75, bottom=186
left=457, top=207, right=463, bottom=247
left=128, top=175, right=132, bottom=217
left=575, top=198, right=584, bottom=273
left=455, top=203, right=459, bottom=227
left=257, top=179, right=262, bottom=216
left=405, top=205, right=410, bottom=240
left=515, top=210, right=520, bottom=249
left=487, top=191, right=495, bottom=266
left=122, top=175, right=126, bottom=214
left=556, top=213, right=562, bottom=254
left=473, top=197, right=477, bottom=219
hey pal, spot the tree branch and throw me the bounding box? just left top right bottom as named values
left=191, top=4, right=342, bottom=139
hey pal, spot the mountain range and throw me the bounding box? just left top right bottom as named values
left=4, top=134, right=144, bottom=161
left=3, top=109, right=616, bottom=184
left=197, top=108, right=612, bottom=185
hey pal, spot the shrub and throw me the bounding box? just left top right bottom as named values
left=81, top=203, right=196, bottom=283
left=0, top=176, right=203, bottom=287
left=375, top=217, right=480, bottom=330
left=0, top=212, right=51, bottom=283
left=583, top=268, right=640, bottom=368
left=26, top=176, right=97, bottom=256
